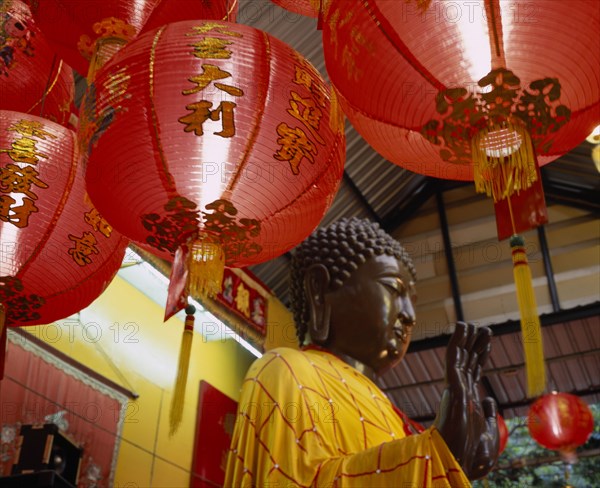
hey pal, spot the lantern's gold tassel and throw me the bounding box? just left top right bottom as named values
left=472, top=121, right=537, bottom=202
left=329, top=87, right=345, bottom=135
left=186, top=236, right=225, bottom=299
left=511, top=235, right=546, bottom=397
left=310, top=0, right=321, bottom=16
left=85, top=36, right=128, bottom=82
left=169, top=305, right=195, bottom=436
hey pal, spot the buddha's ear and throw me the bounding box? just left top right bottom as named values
left=304, top=263, right=331, bottom=344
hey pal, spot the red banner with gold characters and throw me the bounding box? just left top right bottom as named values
left=216, top=269, right=268, bottom=337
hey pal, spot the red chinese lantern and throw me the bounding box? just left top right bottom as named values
left=27, top=0, right=240, bottom=79
left=139, top=0, right=239, bottom=35
left=81, top=20, right=344, bottom=433
left=0, top=110, right=129, bottom=378
left=322, top=0, right=599, bottom=187
left=26, top=0, right=159, bottom=78
left=82, top=20, right=345, bottom=312
left=322, top=0, right=600, bottom=398
left=0, top=0, right=74, bottom=126
left=528, top=392, right=594, bottom=460
left=498, top=413, right=509, bottom=455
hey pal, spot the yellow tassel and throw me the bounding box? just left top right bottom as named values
left=511, top=235, right=546, bottom=397
left=328, top=86, right=345, bottom=135
left=185, top=236, right=225, bottom=299
left=86, top=37, right=127, bottom=82
left=472, top=121, right=537, bottom=202
left=169, top=305, right=195, bottom=436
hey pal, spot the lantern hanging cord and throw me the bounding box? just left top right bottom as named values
left=38, top=54, right=58, bottom=117
left=484, top=0, right=507, bottom=69
left=506, top=174, right=517, bottom=236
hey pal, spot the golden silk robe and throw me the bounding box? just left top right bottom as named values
left=225, top=347, right=470, bottom=487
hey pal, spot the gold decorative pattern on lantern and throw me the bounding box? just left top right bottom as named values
left=421, top=68, right=571, bottom=200
left=77, top=17, right=137, bottom=61
left=202, top=199, right=262, bottom=261
left=142, top=196, right=200, bottom=254
left=0, top=119, right=54, bottom=228
left=142, top=197, right=262, bottom=263
left=0, top=276, right=45, bottom=322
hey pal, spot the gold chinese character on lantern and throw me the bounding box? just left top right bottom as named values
left=84, top=207, right=112, bottom=238
left=190, top=37, right=235, bottom=59
left=189, top=22, right=243, bottom=38
left=0, top=195, right=38, bottom=228
left=287, top=91, right=325, bottom=144
left=179, top=100, right=238, bottom=137
left=104, top=66, right=131, bottom=105
left=0, top=164, right=49, bottom=200
left=8, top=119, right=56, bottom=140
left=183, top=65, right=243, bottom=97
left=181, top=25, right=245, bottom=139
left=293, top=66, right=326, bottom=107
left=0, top=136, right=48, bottom=165
left=68, top=232, right=99, bottom=266
left=274, top=123, right=316, bottom=175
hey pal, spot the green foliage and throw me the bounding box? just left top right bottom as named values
left=473, top=403, right=600, bottom=488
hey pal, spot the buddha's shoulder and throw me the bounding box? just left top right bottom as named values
left=247, top=347, right=326, bottom=376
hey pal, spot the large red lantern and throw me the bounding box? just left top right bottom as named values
left=81, top=20, right=345, bottom=315
left=528, top=392, right=594, bottom=458
left=0, top=0, right=74, bottom=126
left=0, top=110, right=129, bottom=377
left=322, top=0, right=600, bottom=190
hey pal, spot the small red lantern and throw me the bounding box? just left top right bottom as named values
left=26, top=0, right=160, bottom=77
left=528, top=392, right=594, bottom=457
left=498, top=413, right=509, bottom=455
left=139, top=0, right=239, bottom=35
left=0, top=110, right=129, bottom=377
left=0, top=0, right=74, bottom=126
left=81, top=20, right=345, bottom=316
left=27, top=0, right=240, bottom=78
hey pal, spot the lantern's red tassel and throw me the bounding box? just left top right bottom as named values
left=169, top=305, right=195, bottom=436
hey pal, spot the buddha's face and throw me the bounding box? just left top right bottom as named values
left=324, top=254, right=417, bottom=375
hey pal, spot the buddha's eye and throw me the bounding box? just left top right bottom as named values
left=379, top=278, right=405, bottom=295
